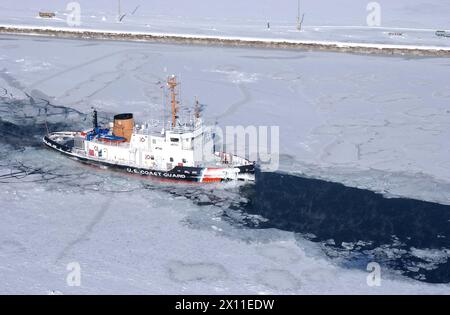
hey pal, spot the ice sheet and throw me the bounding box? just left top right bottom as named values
left=1, top=34, right=450, bottom=293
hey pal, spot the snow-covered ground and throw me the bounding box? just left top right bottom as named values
left=1, top=34, right=450, bottom=294
left=0, top=0, right=450, bottom=48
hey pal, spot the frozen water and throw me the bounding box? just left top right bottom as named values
left=1, top=34, right=450, bottom=293
left=1, top=35, right=448, bottom=203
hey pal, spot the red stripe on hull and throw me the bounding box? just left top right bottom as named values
left=201, top=177, right=222, bottom=183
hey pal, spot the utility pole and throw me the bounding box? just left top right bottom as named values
left=117, top=0, right=127, bottom=22
left=296, top=0, right=305, bottom=31
left=118, top=0, right=121, bottom=21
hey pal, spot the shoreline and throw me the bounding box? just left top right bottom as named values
left=1, top=24, right=450, bottom=57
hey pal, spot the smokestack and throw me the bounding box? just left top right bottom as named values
left=92, top=109, right=98, bottom=129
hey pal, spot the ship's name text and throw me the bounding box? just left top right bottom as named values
left=126, top=168, right=186, bottom=179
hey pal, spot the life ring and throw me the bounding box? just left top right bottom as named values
left=140, top=137, right=146, bottom=142
left=145, top=155, right=151, bottom=160
left=94, top=146, right=98, bottom=151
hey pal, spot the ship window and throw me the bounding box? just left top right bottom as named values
left=150, top=155, right=154, bottom=160
left=170, top=138, right=179, bottom=142
left=152, top=139, right=156, bottom=144
left=182, top=158, right=187, bottom=163
left=170, top=157, right=174, bottom=162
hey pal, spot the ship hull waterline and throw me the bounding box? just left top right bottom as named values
left=43, top=136, right=255, bottom=183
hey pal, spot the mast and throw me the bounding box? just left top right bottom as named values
left=167, top=75, right=179, bottom=128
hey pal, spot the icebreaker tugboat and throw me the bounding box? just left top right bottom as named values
left=43, top=76, right=255, bottom=182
